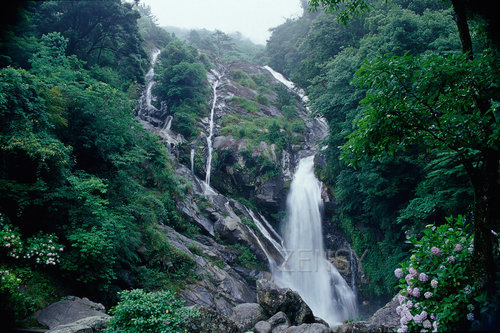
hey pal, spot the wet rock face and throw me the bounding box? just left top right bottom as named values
left=160, top=225, right=256, bottom=317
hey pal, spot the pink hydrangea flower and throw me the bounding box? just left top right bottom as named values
left=418, top=273, right=428, bottom=282
left=431, top=247, right=441, bottom=255
left=447, top=256, right=456, bottom=263
left=455, top=244, right=463, bottom=251
left=414, top=313, right=424, bottom=324
left=394, top=268, right=404, bottom=278
left=409, top=267, right=418, bottom=277
left=413, top=288, right=421, bottom=298
left=431, top=279, right=438, bottom=288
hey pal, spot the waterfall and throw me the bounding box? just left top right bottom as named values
left=162, top=115, right=173, bottom=131
left=204, top=70, right=220, bottom=192
left=263, top=65, right=329, bottom=138
left=190, top=149, right=195, bottom=174
left=139, top=49, right=161, bottom=118
left=263, top=65, right=309, bottom=106
left=274, top=156, right=357, bottom=327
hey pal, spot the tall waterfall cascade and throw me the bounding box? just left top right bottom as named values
left=138, top=48, right=161, bottom=118
left=204, top=70, right=221, bottom=193
left=273, top=156, right=358, bottom=327
left=138, top=49, right=183, bottom=148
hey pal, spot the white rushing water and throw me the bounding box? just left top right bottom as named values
left=190, top=149, right=195, bottom=174
left=263, top=65, right=329, bottom=133
left=143, top=49, right=161, bottom=113
left=204, top=71, right=220, bottom=192
left=274, top=156, right=357, bottom=327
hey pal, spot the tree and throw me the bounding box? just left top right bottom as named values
left=309, top=0, right=500, bottom=48
left=344, top=51, right=499, bottom=291
left=310, top=0, right=500, bottom=298
left=32, top=0, right=148, bottom=89
left=211, top=30, right=234, bottom=60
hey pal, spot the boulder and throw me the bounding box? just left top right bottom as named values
left=34, top=296, right=108, bottom=330
left=256, top=279, right=315, bottom=326
left=285, top=323, right=330, bottom=333
left=331, top=295, right=399, bottom=332
left=254, top=320, right=272, bottom=333
left=268, top=311, right=291, bottom=332
left=230, top=303, right=266, bottom=332
left=184, top=304, right=240, bottom=333
left=47, top=315, right=110, bottom=333
left=48, top=324, right=93, bottom=333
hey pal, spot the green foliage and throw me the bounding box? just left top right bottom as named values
left=231, top=243, right=266, bottom=270
left=308, top=0, right=372, bottom=24
left=0, top=214, right=62, bottom=323
left=231, top=69, right=258, bottom=89
left=153, top=39, right=209, bottom=139
left=0, top=0, right=192, bottom=321
left=344, top=51, right=499, bottom=162
left=394, top=215, right=500, bottom=331
left=105, top=289, right=198, bottom=333
left=31, top=0, right=148, bottom=91
left=133, top=226, right=197, bottom=292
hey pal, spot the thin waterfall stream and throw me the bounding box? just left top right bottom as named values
left=274, top=156, right=357, bottom=327
left=138, top=48, right=161, bottom=119
left=204, top=70, right=220, bottom=193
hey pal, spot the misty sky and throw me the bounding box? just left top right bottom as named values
left=140, top=0, right=304, bottom=45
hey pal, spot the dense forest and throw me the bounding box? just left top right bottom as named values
left=0, top=0, right=498, bottom=332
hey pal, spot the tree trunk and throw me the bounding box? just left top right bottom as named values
left=471, top=149, right=499, bottom=291
left=451, top=0, right=473, bottom=59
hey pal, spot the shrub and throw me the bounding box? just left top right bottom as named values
left=394, top=215, right=499, bottom=332
left=105, top=289, right=198, bottom=333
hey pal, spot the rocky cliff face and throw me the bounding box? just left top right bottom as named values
left=136, top=54, right=365, bottom=322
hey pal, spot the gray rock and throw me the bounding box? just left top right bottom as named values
left=34, top=296, right=108, bottom=330
left=255, top=320, right=272, bottom=333
left=268, top=311, right=290, bottom=328
left=285, top=323, right=330, bottom=333
left=48, top=324, right=93, bottom=333
left=184, top=304, right=240, bottom=333
left=230, top=303, right=266, bottom=332
left=314, top=316, right=330, bottom=327
left=158, top=224, right=256, bottom=317
left=46, top=315, right=110, bottom=333
left=257, top=279, right=315, bottom=326
left=331, top=295, right=399, bottom=332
